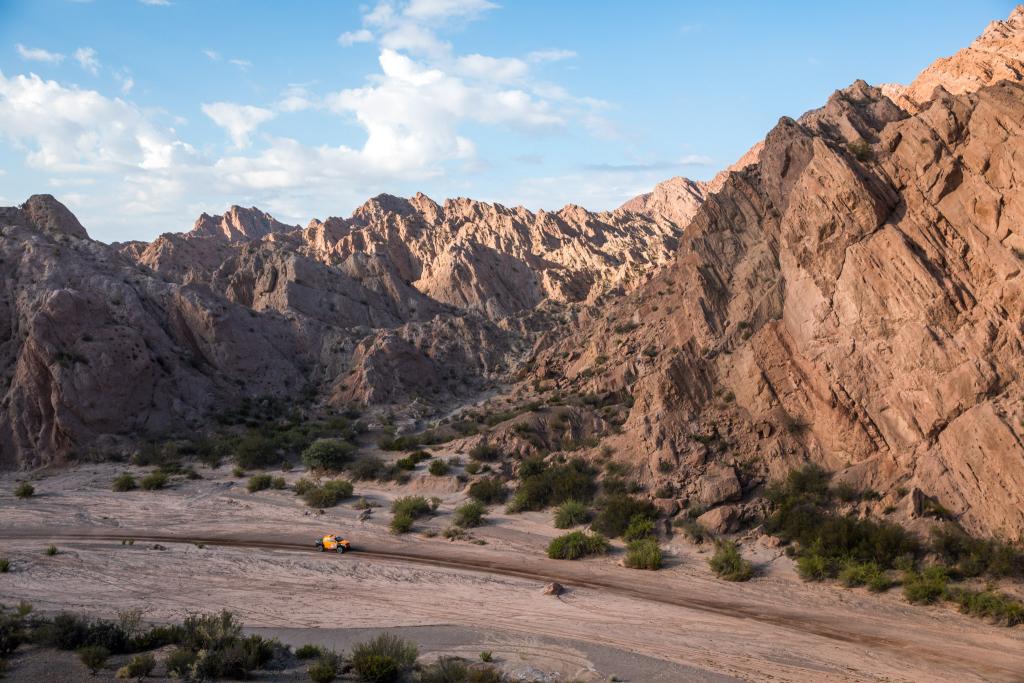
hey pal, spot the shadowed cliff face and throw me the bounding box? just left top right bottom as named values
left=531, top=78, right=1024, bottom=537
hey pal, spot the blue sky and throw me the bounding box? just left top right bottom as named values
left=0, top=0, right=1015, bottom=242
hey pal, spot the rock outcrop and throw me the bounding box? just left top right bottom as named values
left=531, top=75, right=1024, bottom=538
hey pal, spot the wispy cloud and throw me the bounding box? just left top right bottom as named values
left=74, top=47, right=100, bottom=75
left=527, top=49, right=576, bottom=63
left=339, top=29, right=374, bottom=46
left=139, top=0, right=171, bottom=6
left=16, top=44, right=65, bottom=63
left=202, top=49, right=220, bottom=61
left=229, top=58, right=252, bottom=70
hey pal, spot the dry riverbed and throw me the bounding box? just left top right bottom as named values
left=1, top=461, right=1022, bottom=682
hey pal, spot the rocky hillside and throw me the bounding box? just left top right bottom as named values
left=529, top=74, right=1024, bottom=538
left=0, top=187, right=703, bottom=468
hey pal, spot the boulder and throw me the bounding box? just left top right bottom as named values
left=694, top=465, right=742, bottom=507
left=697, top=505, right=740, bottom=534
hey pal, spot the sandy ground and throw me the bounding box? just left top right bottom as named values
left=1, top=460, right=1023, bottom=682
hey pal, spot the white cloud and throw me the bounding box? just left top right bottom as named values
left=73, top=47, right=100, bottom=75
left=403, top=0, right=497, bottom=20
left=455, top=54, right=527, bottom=82
left=16, top=44, right=64, bottom=63
left=0, top=71, right=195, bottom=173
left=339, top=29, right=374, bottom=46
left=114, top=70, right=135, bottom=94
left=229, top=58, right=252, bottom=69
left=276, top=84, right=317, bottom=112
left=202, top=49, right=220, bottom=61
left=201, top=102, right=276, bottom=148
left=139, top=0, right=171, bottom=5
left=526, top=49, right=576, bottom=63
left=679, top=154, right=713, bottom=166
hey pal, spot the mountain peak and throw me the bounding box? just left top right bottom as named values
left=190, top=205, right=297, bottom=242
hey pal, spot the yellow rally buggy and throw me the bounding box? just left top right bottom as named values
left=316, top=534, right=351, bottom=553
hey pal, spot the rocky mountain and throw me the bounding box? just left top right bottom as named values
left=882, top=5, right=1024, bottom=112
left=0, top=186, right=700, bottom=467
left=530, top=73, right=1024, bottom=538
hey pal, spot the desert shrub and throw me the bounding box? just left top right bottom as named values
left=233, top=433, right=280, bottom=469
left=46, top=545, right=58, bottom=556
left=293, top=477, right=315, bottom=495
left=308, top=655, right=339, bottom=683
left=302, top=480, right=354, bottom=508
left=469, top=444, right=502, bottom=462
left=392, top=496, right=432, bottom=518
left=0, top=559, right=8, bottom=573
left=14, top=482, right=34, bottom=499
left=468, top=478, right=507, bottom=505
left=838, top=561, right=892, bottom=592
left=796, top=552, right=831, bottom=581
left=764, top=465, right=918, bottom=573
left=112, top=473, right=137, bottom=492
left=623, top=514, right=656, bottom=541
left=507, top=457, right=597, bottom=512
left=590, top=495, right=656, bottom=538
left=624, top=538, right=662, bottom=570
left=709, top=541, right=753, bottom=581
left=848, top=139, right=874, bottom=162
left=78, top=645, right=110, bottom=674
left=419, top=658, right=506, bottom=683
left=390, top=513, right=414, bottom=534
left=296, top=643, right=326, bottom=659
left=454, top=501, right=487, bottom=528
left=464, top=462, right=482, bottom=475
left=902, top=566, right=949, bottom=604
left=395, top=455, right=419, bottom=470
left=547, top=531, right=610, bottom=560
left=479, top=650, right=493, bottom=662
left=673, top=518, right=712, bottom=544
left=349, top=455, right=387, bottom=481
left=271, top=476, right=286, bottom=489
left=946, top=587, right=1024, bottom=626
left=350, top=633, right=417, bottom=683
left=232, top=465, right=246, bottom=478
left=116, top=652, right=155, bottom=679
left=247, top=474, right=273, bottom=492
left=429, top=459, right=450, bottom=476
left=139, top=470, right=168, bottom=491
left=302, top=439, right=356, bottom=472
left=0, top=602, right=32, bottom=657
left=553, top=499, right=590, bottom=529
left=930, top=525, right=1024, bottom=579
left=164, top=647, right=197, bottom=677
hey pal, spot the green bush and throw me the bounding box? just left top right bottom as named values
left=673, top=518, right=712, bottom=544
left=350, top=633, right=417, bottom=683
left=709, top=541, right=753, bottom=581
left=547, top=531, right=610, bottom=560
left=295, top=643, right=325, bottom=659
left=164, top=648, right=197, bottom=677
left=624, top=538, right=662, bottom=570
left=391, top=496, right=431, bottom=518
left=930, top=525, right=1024, bottom=579
left=838, top=561, right=892, bottom=592
left=349, top=456, right=387, bottom=481
left=796, top=552, right=831, bottom=581
left=14, top=482, right=34, bottom=499
left=465, top=462, right=482, bottom=475
left=469, top=444, right=502, bottom=462
left=112, top=474, right=137, bottom=492
left=419, top=658, right=506, bottom=683
left=946, top=587, right=1024, bottom=626
left=0, top=559, right=9, bottom=573
left=293, top=477, right=315, bottom=495
left=428, top=459, right=450, bottom=476
left=468, top=478, right=507, bottom=504
left=140, top=470, right=168, bottom=491
left=553, top=499, right=590, bottom=529
left=507, top=457, right=597, bottom=512
left=623, top=514, right=656, bottom=541
left=271, top=476, right=286, bottom=489
left=116, top=652, right=155, bottom=679
left=302, top=439, right=356, bottom=471
left=848, top=139, right=874, bottom=162
left=454, top=500, right=487, bottom=528
left=78, top=645, right=110, bottom=675
left=302, top=480, right=354, bottom=508
left=247, top=474, right=273, bottom=493
left=46, top=545, right=58, bottom=556
left=390, top=512, right=414, bottom=534
left=232, top=465, right=246, bottom=478
left=480, top=650, right=493, bottom=662
left=903, top=566, right=949, bottom=604
left=590, top=495, right=656, bottom=538
left=307, top=655, right=339, bottom=683
left=233, top=433, right=280, bottom=469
